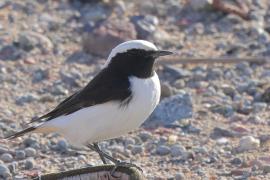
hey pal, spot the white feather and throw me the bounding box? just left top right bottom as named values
left=37, top=72, right=160, bottom=147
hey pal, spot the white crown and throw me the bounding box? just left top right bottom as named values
left=104, top=40, right=158, bottom=66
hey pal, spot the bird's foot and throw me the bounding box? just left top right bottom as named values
left=110, top=160, right=143, bottom=178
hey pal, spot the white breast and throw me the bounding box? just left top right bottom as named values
left=39, top=72, right=160, bottom=147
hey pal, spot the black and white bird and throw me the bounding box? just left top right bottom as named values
left=6, top=40, right=172, bottom=173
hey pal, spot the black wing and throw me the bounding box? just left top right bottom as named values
left=31, top=68, right=132, bottom=122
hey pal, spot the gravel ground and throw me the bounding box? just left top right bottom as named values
left=1, top=0, right=270, bottom=179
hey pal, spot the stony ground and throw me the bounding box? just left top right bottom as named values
left=1, top=0, right=270, bottom=179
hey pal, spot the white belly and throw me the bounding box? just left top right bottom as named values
left=39, top=72, right=160, bottom=147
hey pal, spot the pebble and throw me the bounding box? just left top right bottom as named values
left=175, top=172, right=185, bottom=180
left=156, top=145, right=170, bottom=156
left=262, top=165, right=270, bottom=173
left=56, top=139, right=69, bottom=153
left=230, top=157, right=242, bottom=166
left=24, top=158, right=35, bottom=170
left=138, top=131, right=152, bottom=142
left=238, top=136, right=260, bottom=152
left=0, top=153, right=13, bottom=163
left=25, top=147, right=36, bottom=157
left=170, top=144, right=186, bottom=157
left=131, top=145, right=143, bottom=155
left=15, top=93, right=38, bottom=105
left=145, top=93, right=193, bottom=128
left=0, top=164, right=11, bottom=178
left=131, top=15, right=158, bottom=39
left=15, top=150, right=25, bottom=160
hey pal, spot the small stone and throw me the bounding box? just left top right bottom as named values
left=156, top=145, right=170, bottom=156
left=230, top=157, right=242, bottom=166
left=171, top=144, right=186, bottom=157
left=175, top=172, right=185, bottom=180
left=262, top=165, right=270, bottom=173
left=32, top=68, right=49, bottom=83
left=0, top=164, right=11, bottom=178
left=131, top=145, right=143, bottom=155
left=24, top=158, right=35, bottom=170
left=23, top=137, right=38, bottom=147
left=124, top=138, right=136, bottom=146
left=210, top=127, right=235, bottom=139
left=168, top=135, right=178, bottom=144
left=0, top=146, right=9, bottom=154
left=0, top=153, right=13, bottom=162
left=161, top=82, right=174, bottom=98
left=145, top=93, right=193, bottom=128
left=138, top=131, right=152, bottom=142
left=15, top=150, right=26, bottom=160
left=56, top=139, right=69, bottom=153
left=188, top=0, right=212, bottom=10
left=16, top=93, right=38, bottom=105
left=238, top=136, right=260, bottom=152
left=131, top=15, right=159, bottom=39
left=82, top=18, right=136, bottom=57
left=221, top=84, right=236, bottom=98
left=25, top=147, right=36, bottom=157
left=163, top=65, right=192, bottom=79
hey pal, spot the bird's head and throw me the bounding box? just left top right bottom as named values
left=104, top=40, right=173, bottom=78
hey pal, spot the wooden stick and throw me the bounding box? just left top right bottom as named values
left=158, top=57, right=268, bottom=65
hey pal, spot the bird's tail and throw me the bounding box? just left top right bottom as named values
left=4, top=126, right=37, bottom=140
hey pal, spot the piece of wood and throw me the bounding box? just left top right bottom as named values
left=34, top=165, right=145, bottom=180
left=158, top=57, right=268, bottom=65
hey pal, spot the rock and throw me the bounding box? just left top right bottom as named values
left=82, top=18, right=137, bottom=57
left=131, top=145, right=143, bottom=155
left=188, top=0, right=212, bottom=10
left=124, top=138, right=136, bottom=147
left=209, top=104, right=234, bottom=117
left=161, top=82, right=174, bottom=98
left=130, top=15, right=159, bottom=39
left=221, top=84, right=236, bottom=98
left=25, top=147, right=36, bottom=157
left=0, top=164, right=11, bottom=178
left=253, top=102, right=267, bottom=113
left=60, top=68, right=82, bottom=87
left=0, top=146, right=9, bottom=154
left=262, top=87, right=270, bottom=103
left=24, top=158, right=35, bottom=170
left=230, top=157, right=242, bottom=166
left=66, top=51, right=93, bottom=64
left=144, top=93, right=193, bottom=128
left=0, top=153, right=13, bottom=162
left=156, top=145, right=170, bottom=156
left=23, top=137, right=38, bottom=147
left=237, top=136, right=260, bottom=152
left=170, top=144, right=186, bottom=157
left=175, top=172, right=185, bottom=180
left=210, top=127, right=236, bottom=139
left=32, top=68, right=49, bottom=83
left=163, top=65, right=192, bottom=79
left=138, top=131, right=152, bottom=142
left=18, top=31, right=53, bottom=52
left=15, top=150, right=26, bottom=160
left=262, top=165, right=270, bottom=173
left=56, top=139, right=69, bottom=153
left=0, top=45, right=25, bottom=61
left=15, top=93, right=38, bottom=105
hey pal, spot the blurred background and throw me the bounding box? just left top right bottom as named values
left=0, top=0, right=270, bottom=179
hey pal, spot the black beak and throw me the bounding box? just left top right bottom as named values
left=153, top=50, right=173, bottom=58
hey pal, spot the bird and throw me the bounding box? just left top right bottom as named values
left=5, top=40, right=173, bottom=175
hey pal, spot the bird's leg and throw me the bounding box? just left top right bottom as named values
left=87, top=143, right=107, bottom=164
left=87, top=143, right=142, bottom=177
